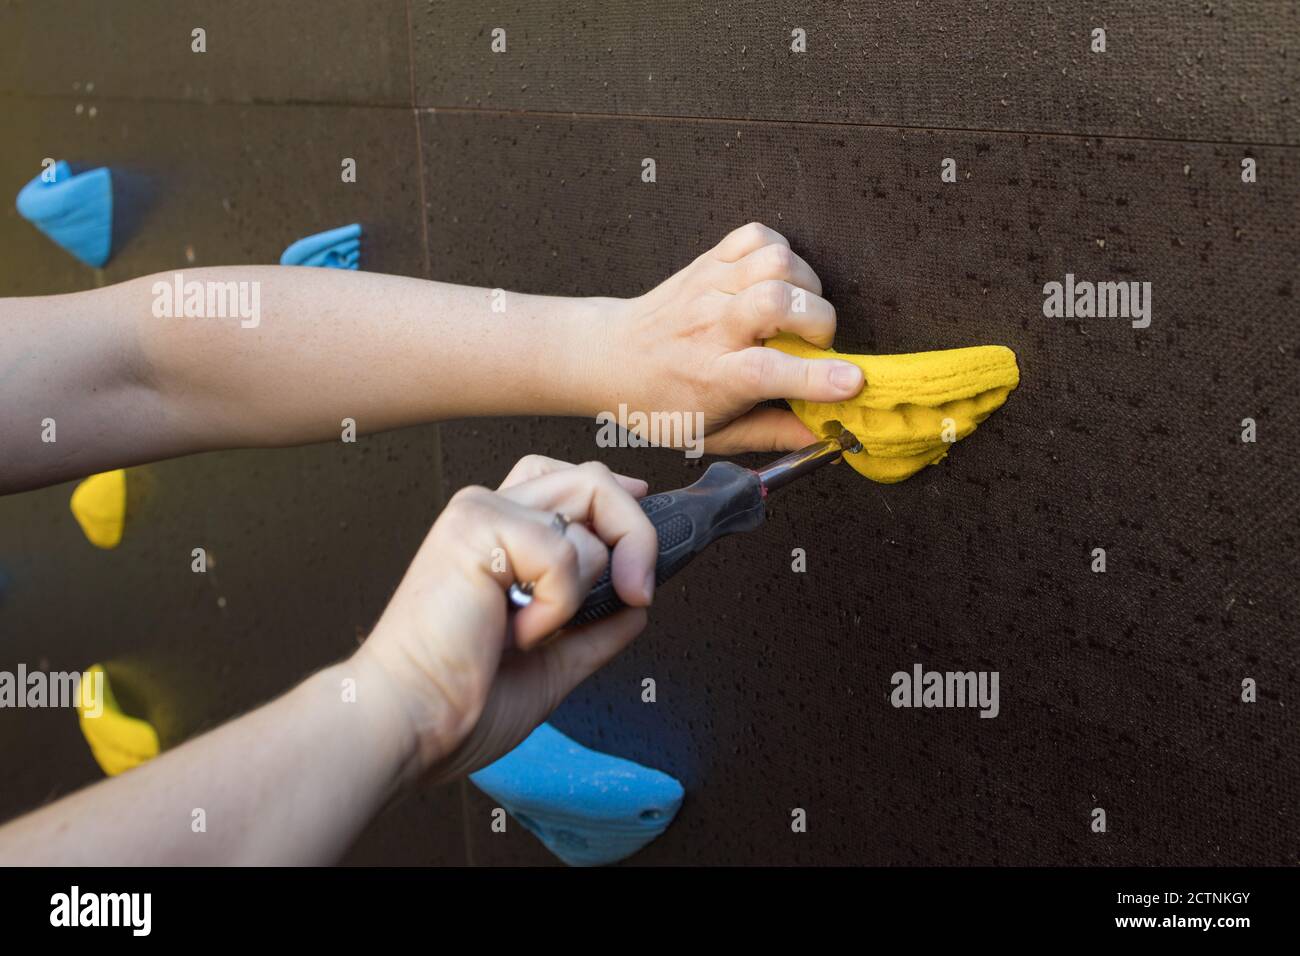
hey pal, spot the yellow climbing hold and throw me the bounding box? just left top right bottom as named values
left=69, top=469, right=126, bottom=548
left=77, top=664, right=159, bottom=776
left=766, top=334, right=1020, bottom=483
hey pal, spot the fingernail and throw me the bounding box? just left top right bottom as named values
left=643, top=569, right=656, bottom=603
left=829, top=362, right=863, bottom=393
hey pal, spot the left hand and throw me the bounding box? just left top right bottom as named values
left=600, top=222, right=865, bottom=455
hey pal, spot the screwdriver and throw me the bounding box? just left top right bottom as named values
left=508, top=425, right=861, bottom=629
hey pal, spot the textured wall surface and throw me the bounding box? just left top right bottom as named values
left=412, top=1, right=1299, bottom=143
left=0, top=1, right=1296, bottom=865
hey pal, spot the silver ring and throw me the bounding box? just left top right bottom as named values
left=508, top=581, right=533, bottom=608
left=552, top=513, right=571, bottom=534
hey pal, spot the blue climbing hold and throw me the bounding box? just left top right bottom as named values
left=15, top=160, right=113, bottom=268
left=279, top=223, right=362, bottom=269
left=470, top=722, right=684, bottom=867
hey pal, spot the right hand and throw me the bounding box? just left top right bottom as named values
left=356, top=456, right=658, bottom=785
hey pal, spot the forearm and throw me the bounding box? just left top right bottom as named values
left=144, top=267, right=617, bottom=436
left=0, top=267, right=618, bottom=492
left=0, top=656, right=419, bottom=865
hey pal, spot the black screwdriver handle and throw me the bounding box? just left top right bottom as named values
left=564, top=461, right=768, bottom=628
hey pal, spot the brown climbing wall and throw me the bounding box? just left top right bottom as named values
left=423, top=115, right=1298, bottom=865
left=414, top=1, right=1298, bottom=864
left=0, top=1, right=1295, bottom=865
left=411, top=0, right=1298, bottom=143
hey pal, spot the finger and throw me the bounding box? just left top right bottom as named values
left=447, top=490, right=582, bottom=591
left=453, top=605, right=646, bottom=777
left=509, top=518, right=611, bottom=648
left=500, top=463, right=658, bottom=610
left=711, top=222, right=790, bottom=263
left=529, top=606, right=647, bottom=707
left=497, top=462, right=658, bottom=609
left=497, top=455, right=648, bottom=497
left=728, top=280, right=837, bottom=348
left=459, top=491, right=609, bottom=647
left=724, top=345, right=864, bottom=403
left=449, top=606, right=648, bottom=779
left=726, top=243, right=823, bottom=295
left=498, top=455, right=573, bottom=490
left=703, top=407, right=818, bottom=455
left=429, top=487, right=591, bottom=680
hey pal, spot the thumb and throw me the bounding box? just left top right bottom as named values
left=726, top=345, right=864, bottom=403
left=704, top=407, right=817, bottom=455
left=428, top=606, right=647, bottom=783
left=530, top=606, right=648, bottom=710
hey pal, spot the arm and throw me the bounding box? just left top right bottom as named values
left=0, top=223, right=864, bottom=494
left=0, top=655, right=415, bottom=865
left=0, top=457, right=656, bottom=864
